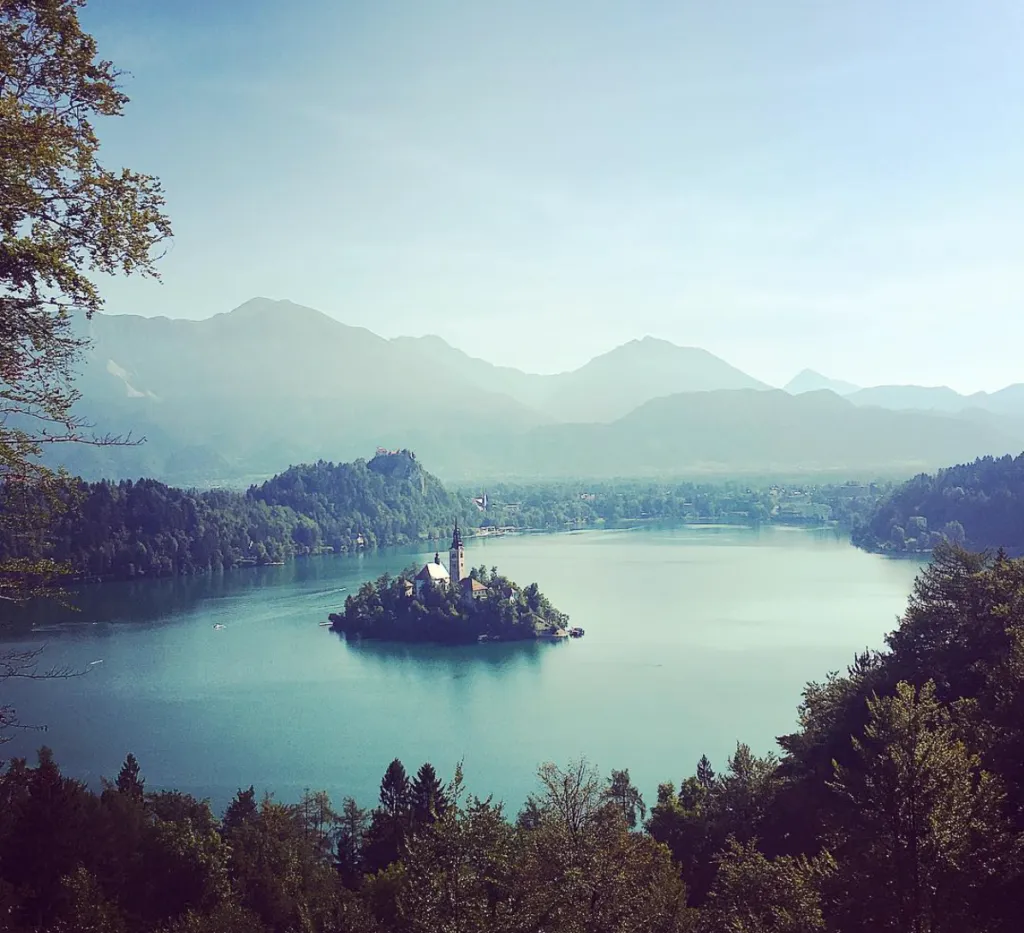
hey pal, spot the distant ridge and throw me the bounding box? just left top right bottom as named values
left=784, top=369, right=860, bottom=396
left=45, top=298, right=1024, bottom=484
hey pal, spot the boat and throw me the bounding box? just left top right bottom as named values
left=213, top=624, right=225, bottom=630
left=319, top=621, right=331, bottom=627
left=569, top=627, right=585, bottom=638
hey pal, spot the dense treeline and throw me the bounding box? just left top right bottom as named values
left=853, top=452, right=1024, bottom=553
left=4, top=544, right=1024, bottom=931
left=471, top=480, right=885, bottom=531
left=0, top=453, right=476, bottom=583
left=330, top=566, right=569, bottom=643
left=0, top=453, right=887, bottom=590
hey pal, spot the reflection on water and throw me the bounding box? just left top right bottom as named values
left=337, top=632, right=550, bottom=672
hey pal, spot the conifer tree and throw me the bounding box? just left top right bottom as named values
left=221, top=786, right=258, bottom=835
left=410, top=762, right=449, bottom=826
left=114, top=753, right=144, bottom=801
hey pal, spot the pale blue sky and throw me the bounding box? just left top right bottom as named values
left=83, top=1, right=1024, bottom=391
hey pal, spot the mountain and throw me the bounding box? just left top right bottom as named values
left=465, top=390, right=1022, bottom=479
left=67, top=298, right=548, bottom=483
left=844, top=383, right=1024, bottom=421
left=784, top=369, right=860, bottom=396
left=49, top=298, right=1024, bottom=484
left=62, top=300, right=772, bottom=482
left=390, top=333, right=767, bottom=422
left=847, top=384, right=971, bottom=413
left=535, top=337, right=769, bottom=422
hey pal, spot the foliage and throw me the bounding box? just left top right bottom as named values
left=4, top=547, right=1024, bottom=930
left=0, top=453, right=476, bottom=587
left=853, top=453, right=1024, bottom=554
left=0, top=0, right=171, bottom=604
left=250, top=451, right=478, bottom=552
left=329, top=565, right=568, bottom=644
left=469, top=479, right=886, bottom=532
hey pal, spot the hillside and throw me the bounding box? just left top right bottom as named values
left=66, top=299, right=548, bottom=483
left=0, top=451, right=475, bottom=584
left=479, top=390, right=1022, bottom=479
left=852, top=452, right=1024, bottom=554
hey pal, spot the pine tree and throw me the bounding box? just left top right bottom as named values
left=696, top=754, right=716, bottom=789
left=379, top=759, right=411, bottom=820
left=335, top=797, right=370, bottom=888
left=222, top=786, right=258, bottom=835
left=115, top=753, right=144, bottom=802
left=410, top=762, right=449, bottom=826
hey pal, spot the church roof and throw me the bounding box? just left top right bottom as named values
left=415, top=562, right=450, bottom=581
left=461, top=577, right=487, bottom=592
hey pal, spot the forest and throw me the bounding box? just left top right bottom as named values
left=2, top=543, right=1023, bottom=932
left=853, top=453, right=1024, bottom=554
left=329, top=566, right=569, bottom=643
left=0, top=450, right=883, bottom=593
left=468, top=480, right=885, bottom=532
left=0, top=453, right=476, bottom=585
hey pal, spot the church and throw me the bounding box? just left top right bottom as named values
left=414, top=522, right=487, bottom=599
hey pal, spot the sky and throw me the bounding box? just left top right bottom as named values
left=81, top=0, right=1024, bottom=392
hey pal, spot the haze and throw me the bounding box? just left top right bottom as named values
left=83, top=0, right=1024, bottom=392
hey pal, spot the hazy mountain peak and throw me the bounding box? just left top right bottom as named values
left=785, top=369, right=860, bottom=396
left=222, top=297, right=332, bottom=324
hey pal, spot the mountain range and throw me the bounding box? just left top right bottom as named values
left=55, top=297, right=1024, bottom=484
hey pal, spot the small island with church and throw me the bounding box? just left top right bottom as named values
left=328, top=523, right=577, bottom=644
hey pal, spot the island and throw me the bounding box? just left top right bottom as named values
left=328, top=523, right=574, bottom=644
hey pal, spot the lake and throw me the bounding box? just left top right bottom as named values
left=1, top=525, right=925, bottom=815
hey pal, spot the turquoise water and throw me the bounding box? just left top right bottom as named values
left=0, top=526, right=925, bottom=814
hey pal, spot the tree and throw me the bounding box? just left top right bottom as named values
left=829, top=680, right=1011, bottom=933
left=601, top=767, right=646, bottom=829
left=364, top=759, right=413, bottom=873
left=410, top=762, right=449, bottom=826
left=221, top=786, right=258, bottom=835
left=696, top=755, right=716, bottom=790
left=516, top=760, right=693, bottom=931
left=297, top=788, right=339, bottom=859
left=115, top=752, right=144, bottom=801
left=1, top=0, right=172, bottom=750
left=379, top=758, right=411, bottom=821
left=0, top=0, right=171, bottom=489
left=697, top=839, right=834, bottom=933
left=335, top=797, right=370, bottom=889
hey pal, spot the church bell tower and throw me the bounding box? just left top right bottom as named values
left=449, top=521, right=466, bottom=583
